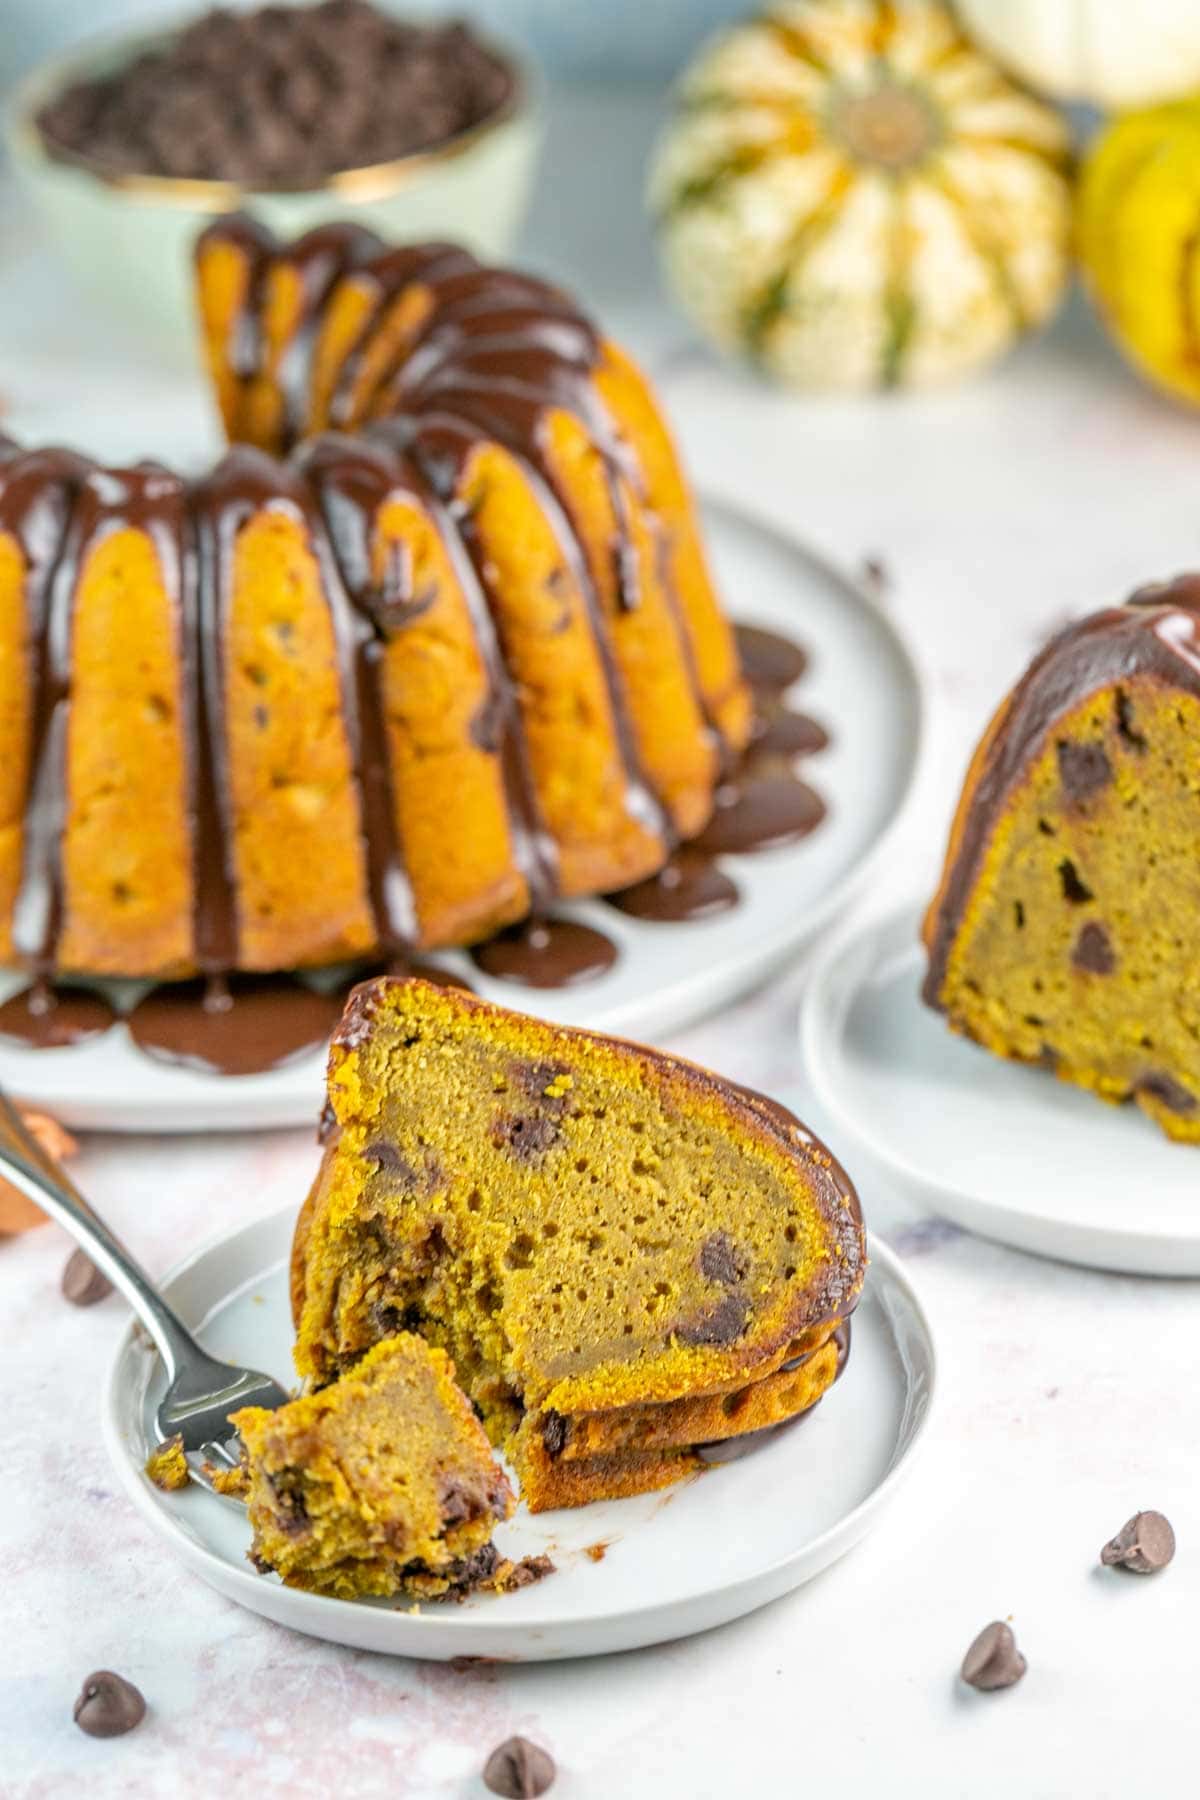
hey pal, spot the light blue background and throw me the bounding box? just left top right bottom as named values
left=0, top=0, right=752, bottom=95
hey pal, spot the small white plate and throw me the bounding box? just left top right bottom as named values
left=0, top=499, right=925, bottom=1132
left=103, top=1205, right=935, bottom=1662
left=801, top=904, right=1200, bottom=1277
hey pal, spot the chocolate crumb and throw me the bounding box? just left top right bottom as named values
left=1100, top=1510, right=1175, bottom=1573
left=483, top=1553, right=556, bottom=1594
left=73, top=1670, right=146, bottom=1738
left=62, top=1247, right=113, bottom=1306
left=961, top=1621, right=1026, bottom=1692
left=1073, top=922, right=1115, bottom=975
left=484, top=1735, right=556, bottom=1798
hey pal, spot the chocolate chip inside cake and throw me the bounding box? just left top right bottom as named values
left=232, top=1334, right=513, bottom=1598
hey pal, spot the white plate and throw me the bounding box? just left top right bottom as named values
left=0, top=500, right=925, bottom=1132
left=801, top=904, right=1200, bottom=1277
left=103, top=1205, right=935, bottom=1662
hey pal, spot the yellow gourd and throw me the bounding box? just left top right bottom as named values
left=1079, top=99, right=1200, bottom=410
left=649, top=0, right=1073, bottom=391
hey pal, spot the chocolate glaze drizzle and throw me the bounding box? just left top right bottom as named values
left=0, top=228, right=832, bottom=1071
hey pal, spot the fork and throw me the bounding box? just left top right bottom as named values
left=0, top=1085, right=289, bottom=1491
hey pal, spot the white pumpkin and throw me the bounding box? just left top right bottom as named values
left=649, top=0, right=1073, bottom=392
left=956, top=0, right=1200, bottom=109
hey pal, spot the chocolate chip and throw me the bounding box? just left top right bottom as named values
left=698, top=1230, right=748, bottom=1286
left=1100, top=1510, right=1175, bottom=1573
left=1057, top=859, right=1093, bottom=905
left=61, top=1248, right=113, bottom=1306
left=266, top=1472, right=311, bottom=1537
left=1140, top=1073, right=1197, bottom=1114
left=1057, top=739, right=1112, bottom=804
left=365, top=1140, right=420, bottom=1188
left=676, top=1292, right=750, bottom=1348
left=961, top=1621, right=1026, bottom=1692
left=541, top=1409, right=568, bottom=1459
left=1072, top=922, right=1115, bottom=975
left=73, top=1670, right=146, bottom=1738
left=490, top=1112, right=560, bottom=1161
left=483, top=1736, right=556, bottom=1798
left=438, top=1478, right=483, bottom=1527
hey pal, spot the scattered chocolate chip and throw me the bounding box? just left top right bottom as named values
left=1073, top=922, right=1115, bottom=975
left=61, top=1247, right=113, bottom=1306
left=73, top=1670, right=146, bottom=1738
left=1100, top=1510, right=1175, bottom=1573
left=1057, top=739, right=1112, bottom=804
left=698, top=1230, right=748, bottom=1286
left=961, top=1621, right=1026, bottom=1692
left=483, top=1736, right=556, bottom=1798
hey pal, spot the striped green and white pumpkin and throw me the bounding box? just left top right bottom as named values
left=649, top=0, right=1073, bottom=390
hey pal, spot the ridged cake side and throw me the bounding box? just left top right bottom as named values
left=0, top=226, right=752, bottom=978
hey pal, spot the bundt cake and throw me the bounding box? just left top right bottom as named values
left=923, top=577, right=1200, bottom=1142
left=233, top=1333, right=515, bottom=1599
left=0, top=219, right=750, bottom=980
left=290, top=977, right=865, bottom=1510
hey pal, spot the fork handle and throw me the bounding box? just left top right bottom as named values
left=0, top=1086, right=203, bottom=1380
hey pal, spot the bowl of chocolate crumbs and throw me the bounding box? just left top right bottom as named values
left=6, top=1, right=542, bottom=346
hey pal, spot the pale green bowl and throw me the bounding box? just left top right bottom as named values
left=5, top=18, right=544, bottom=357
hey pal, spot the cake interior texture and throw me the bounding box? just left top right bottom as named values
left=924, top=586, right=1200, bottom=1142
left=291, top=978, right=864, bottom=1509
left=232, top=1333, right=514, bottom=1598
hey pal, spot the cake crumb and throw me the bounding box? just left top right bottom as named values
left=204, top=1457, right=251, bottom=1500
left=584, top=1541, right=609, bottom=1562
left=479, top=1552, right=556, bottom=1594
left=144, top=1434, right=190, bottom=1491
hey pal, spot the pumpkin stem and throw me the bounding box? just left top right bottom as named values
left=829, top=80, right=942, bottom=171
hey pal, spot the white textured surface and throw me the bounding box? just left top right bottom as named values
left=1, top=87, right=1198, bottom=1800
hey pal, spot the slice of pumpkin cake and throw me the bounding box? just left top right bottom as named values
left=232, top=1334, right=514, bottom=1598
left=291, top=977, right=865, bottom=1510
left=923, top=577, right=1200, bottom=1142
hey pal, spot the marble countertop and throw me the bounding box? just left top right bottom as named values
left=2, top=88, right=1198, bottom=1800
